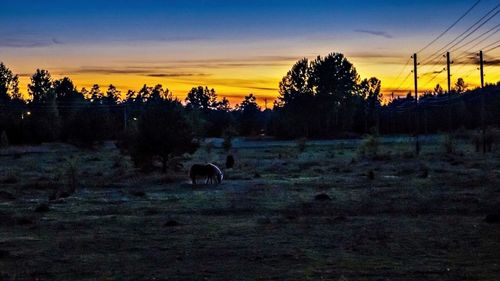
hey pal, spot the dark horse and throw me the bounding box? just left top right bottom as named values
left=189, top=163, right=224, bottom=185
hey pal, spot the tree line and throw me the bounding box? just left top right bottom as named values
left=1, top=52, right=499, bottom=168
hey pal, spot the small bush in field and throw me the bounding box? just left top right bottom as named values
left=51, top=158, right=79, bottom=200
left=205, top=141, right=214, bottom=154
left=472, top=128, right=497, bottom=153
left=296, top=137, right=307, bottom=153
left=472, top=133, right=481, bottom=152
left=226, top=154, right=235, bottom=169
left=222, top=135, right=232, bottom=152
left=485, top=128, right=497, bottom=152
left=65, top=159, right=78, bottom=194
left=0, top=131, right=8, bottom=148
left=443, top=134, right=455, bottom=154
left=357, top=134, right=378, bottom=159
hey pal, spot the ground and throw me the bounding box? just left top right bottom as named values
left=0, top=136, right=499, bottom=281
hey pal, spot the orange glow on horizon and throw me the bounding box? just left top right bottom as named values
left=11, top=55, right=500, bottom=107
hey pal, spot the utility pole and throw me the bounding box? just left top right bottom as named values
left=413, top=53, right=420, bottom=155
left=446, top=52, right=452, bottom=133
left=391, top=92, right=395, bottom=134
left=480, top=50, right=485, bottom=154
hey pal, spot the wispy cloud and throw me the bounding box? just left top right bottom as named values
left=146, top=73, right=211, bottom=78
left=421, top=69, right=445, bottom=76
left=0, top=37, right=62, bottom=48
left=58, top=66, right=210, bottom=78
left=118, top=56, right=298, bottom=69
left=354, top=29, right=393, bottom=39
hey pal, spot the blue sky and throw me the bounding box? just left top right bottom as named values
left=0, top=0, right=482, bottom=44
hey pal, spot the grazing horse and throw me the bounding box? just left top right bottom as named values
left=189, top=163, right=224, bottom=185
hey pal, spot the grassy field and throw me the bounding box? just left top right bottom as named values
left=0, top=136, right=499, bottom=280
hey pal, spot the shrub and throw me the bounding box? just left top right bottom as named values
left=226, top=154, right=235, bottom=169
left=357, top=134, right=378, bottom=159
left=204, top=141, right=214, bottom=154
left=0, top=131, right=8, bottom=148
left=222, top=127, right=237, bottom=152
left=63, top=107, right=115, bottom=148
left=125, top=101, right=199, bottom=172
left=296, top=137, right=307, bottom=153
left=443, top=134, right=455, bottom=154
left=222, top=135, right=232, bottom=152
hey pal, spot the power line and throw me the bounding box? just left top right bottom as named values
left=447, top=8, right=500, bottom=51
left=420, top=2, right=500, bottom=66
left=452, top=23, right=500, bottom=53
left=419, top=4, right=500, bottom=88
left=394, top=71, right=413, bottom=93
left=417, top=0, right=482, bottom=54
left=393, top=58, right=412, bottom=84
left=485, top=43, right=500, bottom=52
left=482, top=37, right=500, bottom=50
left=453, top=30, right=500, bottom=63
left=390, top=0, right=481, bottom=94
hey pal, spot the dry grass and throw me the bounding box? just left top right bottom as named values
left=0, top=138, right=499, bottom=280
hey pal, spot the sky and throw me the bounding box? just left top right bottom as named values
left=0, top=0, right=499, bottom=105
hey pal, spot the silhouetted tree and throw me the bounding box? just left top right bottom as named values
left=28, top=69, right=53, bottom=104
left=89, top=84, right=103, bottom=103
left=455, top=78, right=467, bottom=94
left=278, top=58, right=312, bottom=106
left=0, top=63, right=23, bottom=143
left=128, top=99, right=198, bottom=172
left=28, top=69, right=60, bottom=142
left=236, top=94, right=263, bottom=135
left=0, top=63, right=19, bottom=101
left=360, top=77, right=382, bottom=132
left=104, top=84, right=120, bottom=105
left=185, top=86, right=218, bottom=110
left=54, top=77, right=81, bottom=103
left=434, top=84, right=444, bottom=95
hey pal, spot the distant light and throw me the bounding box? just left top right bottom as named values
left=133, top=117, right=138, bottom=121
left=26, top=111, right=31, bottom=116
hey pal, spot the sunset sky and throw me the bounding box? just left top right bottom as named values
left=1, top=0, right=499, bottom=105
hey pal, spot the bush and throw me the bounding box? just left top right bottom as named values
left=222, top=135, right=232, bottom=152
left=296, top=137, right=307, bottom=153
left=63, top=107, right=115, bottom=147
left=204, top=141, right=214, bottom=154
left=222, top=127, right=237, bottom=152
left=0, top=131, right=8, bottom=148
left=28, top=114, right=61, bottom=143
left=443, top=134, right=455, bottom=154
left=226, top=154, right=235, bottom=169
left=125, top=101, right=199, bottom=172
left=357, top=134, right=378, bottom=159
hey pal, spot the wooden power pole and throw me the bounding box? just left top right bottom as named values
left=413, top=53, right=420, bottom=155
left=480, top=50, right=486, bottom=154
left=446, top=52, right=452, bottom=133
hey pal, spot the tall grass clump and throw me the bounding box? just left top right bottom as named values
left=357, top=134, right=379, bottom=159
left=0, top=131, right=9, bottom=148
left=443, top=134, right=455, bottom=154
left=296, top=137, right=307, bottom=153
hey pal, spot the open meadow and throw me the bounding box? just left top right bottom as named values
left=0, top=136, right=499, bottom=280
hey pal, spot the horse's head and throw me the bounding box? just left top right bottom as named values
left=209, top=163, right=224, bottom=184
left=216, top=170, right=224, bottom=183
